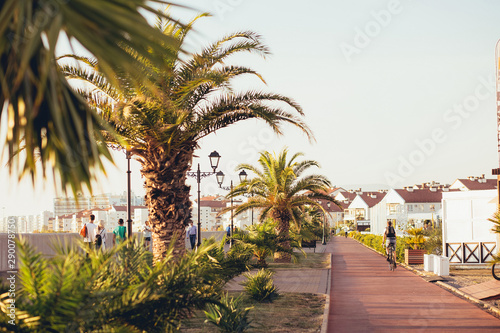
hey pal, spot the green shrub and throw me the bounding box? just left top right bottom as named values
left=0, top=237, right=229, bottom=332
left=241, top=269, right=279, bottom=302
left=204, top=292, right=253, bottom=333
left=422, top=227, right=443, bottom=255
left=349, top=231, right=405, bottom=262
left=201, top=237, right=253, bottom=283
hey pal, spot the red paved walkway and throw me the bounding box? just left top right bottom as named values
left=328, top=237, right=500, bottom=332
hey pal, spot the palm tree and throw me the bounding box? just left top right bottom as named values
left=227, top=149, right=339, bottom=262
left=62, top=16, right=313, bottom=262
left=0, top=0, right=183, bottom=196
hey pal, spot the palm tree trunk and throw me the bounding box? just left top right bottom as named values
left=141, top=148, right=194, bottom=263
left=274, top=215, right=292, bottom=263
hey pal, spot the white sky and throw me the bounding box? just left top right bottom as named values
left=2, top=0, right=500, bottom=216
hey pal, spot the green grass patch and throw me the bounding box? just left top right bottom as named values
left=181, top=292, right=325, bottom=332
left=257, top=252, right=330, bottom=270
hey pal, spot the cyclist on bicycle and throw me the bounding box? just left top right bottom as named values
left=383, top=221, right=397, bottom=266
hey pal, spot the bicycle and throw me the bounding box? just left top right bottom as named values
left=387, top=243, right=396, bottom=271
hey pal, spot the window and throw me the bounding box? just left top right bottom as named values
left=407, top=205, right=413, bottom=212
left=430, top=204, right=435, bottom=212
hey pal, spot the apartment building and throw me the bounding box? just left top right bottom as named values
left=54, top=194, right=90, bottom=217
left=54, top=192, right=144, bottom=218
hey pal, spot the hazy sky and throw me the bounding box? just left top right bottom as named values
left=2, top=0, right=500, bottom=216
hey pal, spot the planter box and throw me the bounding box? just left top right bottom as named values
left=405, top=249, right=425, bottom=265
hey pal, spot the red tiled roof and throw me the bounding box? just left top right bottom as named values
left=200, top=195, right=218, bottom=201
left=337, top=192, right=357, bottom=201
left=316, top=199, right=347, bottom=212
left=358, top=193, right=385, bottom=207
left=112, top=205, right=147, bottom=211
left=456, top=179, right=497, bottom=191
left=395, top=188, right=445, bottom=203
left=199, top=200, right=227, bottom=208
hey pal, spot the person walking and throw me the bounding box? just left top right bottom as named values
left=187, top=221, right=197, bottom=250
left=113, top=218, right=127, bottom=246
left=95, top=220, right=107, bottom=251
left=82, top=214, right=97, bottom=255
left=225, top=225, right=231, bottom=244
left=143, top=223, right=151, bottom=250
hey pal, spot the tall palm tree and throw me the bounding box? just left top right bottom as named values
left=227, top=149, right=339, bottom=262
left=0, top=0, right=183, bottom=196
left=62, top=16, right=313, bottom=262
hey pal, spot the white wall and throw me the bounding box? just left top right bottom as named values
left=442, top=190, right=497, bottom=244
left=371, top=198, right=387, bottom=235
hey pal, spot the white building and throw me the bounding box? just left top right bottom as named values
left=384, top=186, right=446, bottom=232
left=442, top=189, right=498, bottom=265
left=192, top=196, right=228, bottom=231
left=54, top=194, right=90, bottom=217
left=344, top=192, right=385, bottom=232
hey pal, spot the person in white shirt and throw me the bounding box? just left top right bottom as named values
left=143, top=223, right=152, bottom=250
left=83, top=214, right=97, bottom=255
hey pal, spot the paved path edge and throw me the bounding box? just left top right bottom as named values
left=349, top=237, right=500, bottom=319
left=320, top=253, right=332, bottom=333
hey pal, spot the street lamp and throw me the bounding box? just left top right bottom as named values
left=109, top=145, right=134, bottom=238
left=218, top=170, right=248, bottom=246
left=126, top=149, right=132, bottom=238
left=237, top=170, right=254, bottom=226
left=217, top=171, right=234, bottom=247
left=322, top=202, right=331, bottom=245
left=187, top=151, right=221, bottom=247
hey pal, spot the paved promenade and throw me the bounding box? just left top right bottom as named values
left=328, top=237, right=500, bottom=332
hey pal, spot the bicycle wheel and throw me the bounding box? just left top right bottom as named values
left=492, top=262, right=500, bottom=280
left=388, top=246, right=394, bottom=271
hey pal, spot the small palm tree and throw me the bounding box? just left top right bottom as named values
left=1, top=0, right=184, bottom=196
left=405, top=227, right=425, bottom=250
left=488, top=207, right=500, bottom=266
left=227, top=149, right=339, bottom=262
left=63, top=16, right=312, bottom=262
left=234, top=220, right=300, bottom=268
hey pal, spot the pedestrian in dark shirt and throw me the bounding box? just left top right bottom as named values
left=187, top=222, right=197, bottom=250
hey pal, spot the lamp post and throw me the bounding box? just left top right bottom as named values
left=238, top=170, right=254, bottom=225
left=126, top=149, right=132, bottom=238
left=217, top=170, right=247, bottom=247
left=187, top=151, right=221, bottom=247
left=322, top=202, right=331, bottom=245
left=110, top=145, right=134, bottom=238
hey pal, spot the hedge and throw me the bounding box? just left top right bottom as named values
left=348, top=231, right=407, bottom=263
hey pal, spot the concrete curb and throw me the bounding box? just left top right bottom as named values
left=349, top=237, right=500, bottom=318
left=320, top=253, right=332, bottom=333
left=434, top=281, right=500, bottom=318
